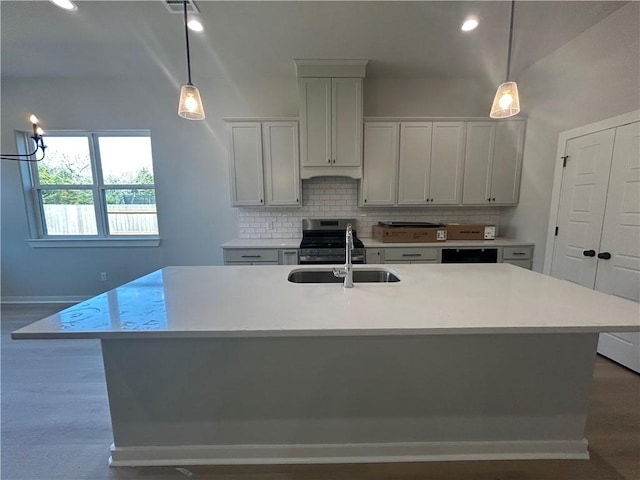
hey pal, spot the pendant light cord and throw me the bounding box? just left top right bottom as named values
left=505, top=0, right=515, bottom=81
left=183, top=0, right=193, bottom=85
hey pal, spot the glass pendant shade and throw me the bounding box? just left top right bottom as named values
left=178, top=84, right=205, bottom=120
left=490, top=81, right=520, bottom=119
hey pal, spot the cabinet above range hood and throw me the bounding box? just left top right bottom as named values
left=295, top=60, right=368, bottom=180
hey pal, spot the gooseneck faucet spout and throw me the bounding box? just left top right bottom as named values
left=344, top=223, right=354, bottom=288
left=333, top=223, right=354, bottom=288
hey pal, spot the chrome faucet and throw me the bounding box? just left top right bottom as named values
left=333, top=223, right=354, bottom=288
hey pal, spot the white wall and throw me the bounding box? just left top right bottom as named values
left=6, top=2, right=634, bottom=298
left=500, top=2, right=640, bottom=272
left=1, top=71, right=492, bottom=299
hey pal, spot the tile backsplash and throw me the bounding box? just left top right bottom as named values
left=237, top=177, right=502, bottom=239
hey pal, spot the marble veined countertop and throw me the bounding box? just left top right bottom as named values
left=12, top=264, right=639, bottom=340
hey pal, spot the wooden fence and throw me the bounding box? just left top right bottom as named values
left=43, top=204, right=158, bottom=235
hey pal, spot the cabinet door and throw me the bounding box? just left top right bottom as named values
left=462, top=122, right=493, bottom=205
left=299, top=78, right=331, bottom=167
left=361, top=123, right=398, bottom=205
left=332, top=78, right=362, bottom=167
left=491, top=121, right=525, bottom=204
left=398, top=123, right=431, bottom=205
left=365, top=249, right=382, bottom=264
left=279, top=249, right=300, bottom=265
left=263, top=122, right=300, bottom=206
left=430, top=122, right=465, bottom=205
left=228, top=123, right=264, bottom=206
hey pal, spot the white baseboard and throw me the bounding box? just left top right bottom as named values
left=109, top=439, right=590, bottom=467
left=1, top=296, right=87, bottom=304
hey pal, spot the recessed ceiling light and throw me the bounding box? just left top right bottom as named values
left=187, top=18, right=204, bottom=32
left=461, top=17, right=479, bottom=32
left=49, top=0, right=78, bottom=11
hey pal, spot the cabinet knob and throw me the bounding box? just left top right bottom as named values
left=583, top=250, right=596, bottom=257
left=260, top=199, right=263, bottom=203
left=492, top=197, right=496, bottom=202
left=430, top=198, right=434, bottom=202
left=364, top=199, right=367, bottom=203
left=597, top=252, right=612, bottom=260
left=328, top=159, right=331, bottom=164
left=296, top=198, right=299, bottom=203
left=332, top=159, right=336, bottom=164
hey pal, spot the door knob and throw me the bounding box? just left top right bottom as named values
left=597, top=252, right=612, bottom=260
left=583, top=250, right=596, bottom=257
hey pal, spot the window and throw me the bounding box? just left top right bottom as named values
left=21, top=131, right=160, bottom=246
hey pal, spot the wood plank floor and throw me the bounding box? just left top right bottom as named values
left=2, top=303, right=639, bottom=480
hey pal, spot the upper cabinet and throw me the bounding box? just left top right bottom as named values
left=398, top=122, right=465, bottom=205
left=361, top=122, right=399, bottom=205
left=298, top=77, right=363, bottom=179
left=227, top=121, right=300, bottom=207
left=462, top=121, right=525, bottom=205
left=361, top=121, right=466, bottom=207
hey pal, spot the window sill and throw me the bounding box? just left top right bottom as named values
left=27, top=237, right=161, bottom=248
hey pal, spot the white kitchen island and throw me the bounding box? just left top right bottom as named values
left=12, top=264, right=640, bottom=467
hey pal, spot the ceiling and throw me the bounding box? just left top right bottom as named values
left=0, top=1, right=628, bottom=84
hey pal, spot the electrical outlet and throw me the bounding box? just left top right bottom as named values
left=100, top=272, right=108, bottom=281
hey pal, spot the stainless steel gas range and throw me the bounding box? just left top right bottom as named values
left=299, top=219, right=365, bottom=265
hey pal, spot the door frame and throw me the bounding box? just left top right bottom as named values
left=543, top=110, right=640, bottom=275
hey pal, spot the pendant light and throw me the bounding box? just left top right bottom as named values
left=490, top=0, right=520, bottom=119
left=177, top=0, right=205, bottom=120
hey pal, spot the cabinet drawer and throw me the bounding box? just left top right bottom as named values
left=503, top=259, right=532, bottom=270
left=383, top=248, right=438, bottom=262
left=502, top=246, right=532, bottom=260
left=224, top=249, right=279, bottom=263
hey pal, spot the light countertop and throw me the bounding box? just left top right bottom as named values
left=221, top=238, right=534, bottom=249
left=12, top=264, right=639, bottom=340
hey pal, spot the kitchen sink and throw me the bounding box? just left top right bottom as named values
left=288, top=268, right=400, bottom=284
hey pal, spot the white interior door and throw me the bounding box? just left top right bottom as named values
left=550, top=129, right=615, bottom=288
left=595, top=121, right=640, bottom=372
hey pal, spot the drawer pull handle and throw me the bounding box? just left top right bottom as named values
left=402, top=253, right=422, bottom=257
left=512, top=252, right=526, bottom=256
left=241, top=255, right=261, bottom=258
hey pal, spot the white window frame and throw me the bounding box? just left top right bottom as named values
left=18, top=130, right=160, bottom=248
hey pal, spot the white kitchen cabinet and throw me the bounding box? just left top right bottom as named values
left=398, top=122, right=465, bottom=206
left=462, top=121, right=525, bottom=205
left=361, top=123, right=399, bottom=206
left=223, top=249, right=280, bottom=265
left=227, top=121, right=300, bottom=207
left=228, top=123, right=264, bottom=206
left=223, top=248, right=300, bottom=266
left=365, top=248, right=383, bottom=264
left=299, top=77, right=363, bottom=178
left=279, top=249, right=299, bottom=265
left=383, top=247, right=438, bottom=264
left=502, top=246, right=533, bottom=269
left=262, top=122, right=300, bottom=206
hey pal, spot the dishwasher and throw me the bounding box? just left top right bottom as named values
left=441, top=248, right=498, bottom=263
